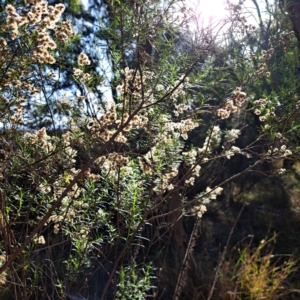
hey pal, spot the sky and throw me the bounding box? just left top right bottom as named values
left=192, top=0, right=270, bottom=27
left=79, top=0, right=270, bottom=32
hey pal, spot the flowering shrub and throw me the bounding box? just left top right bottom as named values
left=0, top=0, right=299, bottom=299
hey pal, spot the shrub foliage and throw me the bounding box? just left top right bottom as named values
left=0, top=0, right=299, bottom=299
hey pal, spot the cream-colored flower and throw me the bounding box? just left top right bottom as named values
left=194, top=204, right=207, bottom=218
left=278, top=168, right=286, bottom=174
left=78, top=52, right=91, bottom=66
left=215, top=187, right=223, bottom=195
left=254, top=109, right=261, bottom=115
left=231, top=146, right=240, bottom=153
left=284, top=149, right=292, bottom=156
left=36, top=235, right=46, bottom=244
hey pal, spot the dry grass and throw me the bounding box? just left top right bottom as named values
left=202, top=235, right=298, bottom=300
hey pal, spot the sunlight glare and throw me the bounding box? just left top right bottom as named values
left=195, top=0, right=227, bottom=23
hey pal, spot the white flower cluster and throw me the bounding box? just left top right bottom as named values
left=257, top=49, right=273, bottom=77
left=87, top=106, right=126, bottom=142
left=170, top=76, right=189, bottom=100
left=185, top=177, right=195, bottom=186
left=253, top=98, right=270, bottom=118
left=192, top=204, right=207, bottom=218
left=159, top=117, right=198, bottom=141
left=226, top=128, right=241, bottom=143
left=0, top=0, right=73, bottom=123
left=10, top=106, right=24, bottom=123
left=137, top=128, right=184, bottom=192
left=198, top=126, right=222, bottom=154
left=4, top=1, right=72, bottom=64
left=278, top=31, right=293, bottom=52
left=267, top=144, right=292, bottom=157
left=176, top=119, right=199, bottom=140
left=73, top=66, right=91, bottom=84
left=117, top=68, right=153, bottom=94
left=82, top=168, right=101, bottom=181
left=153, top=167, right=179, bottom=192
left=181, top=149, right=202, bottom=186
left=96, top=153, right=129, bottom=172
left=207, top=186, right=223, bottom=198
left=24, top=127, right=54, bottom=152
left=39, top=159, right=102, bottom=234
left=173, top=103, right=188, bottom=116
left=182, top=149, right=197, bottom=165
left=217, top=87, right=247, bottom=119
left=120, top=166, right=134, bottom=176
left=162, top=76, right=189, bottom=116
left=78, top=52, right=91, bottom=66
left=54, top=20, right=73, bottom=43
left=259, top=49, right=274, bottom=61
left=115, top=113, right=148, bottom=131
left=199, top=186, right=223, bottom=204
left=34, top=235, right=46, bottom=245
left=225, top=146, right=241, bottom=159
left=23, top=128, right=88, bottom=209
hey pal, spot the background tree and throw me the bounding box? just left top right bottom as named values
left=0, top=1, right=300, bottom=300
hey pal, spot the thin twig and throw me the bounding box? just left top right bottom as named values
left=173, top=216, right=201, bottom=300
left=207, top=203, right=245, bottom=300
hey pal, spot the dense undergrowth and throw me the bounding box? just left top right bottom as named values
left=0, top=0, right=300, bottom=299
